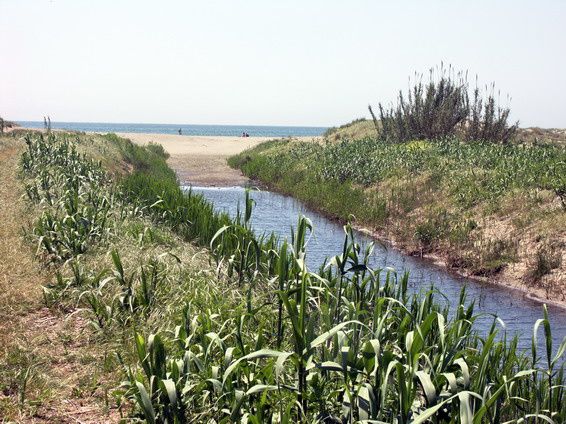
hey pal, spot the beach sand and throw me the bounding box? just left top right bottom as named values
left=118, top=133, right=270, bottom=157
left=118, top=132, right=319, bottom=186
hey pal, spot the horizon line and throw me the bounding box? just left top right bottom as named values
left=14, top=119, right=331, bottom=129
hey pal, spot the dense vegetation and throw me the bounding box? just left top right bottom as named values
left=324, top=117, right=566, bottom=146
left=229, top=137, right=565, bottom=291
left=9, top=132, right=565, bottom=422
left=372, top=66, right=517, bottom=143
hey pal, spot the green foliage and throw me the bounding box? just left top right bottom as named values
left=102, top=133, right=176, bottom=182
left=414, top=219, right=444, bottom=247
left=146, top=142, right=170, bottom=159
left=21, top=134, right=115, bottom=261
left=376, top=65, right=518, bottom=143
left=20, top=133, right=566, bottom=422
left=231, top=137, right=566, bottom=213
left=118, top=224, right=565, bottom=423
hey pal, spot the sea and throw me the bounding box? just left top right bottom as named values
left=16, top=121, right=327, bottom=137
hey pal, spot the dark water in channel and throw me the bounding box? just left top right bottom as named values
left=187, top=185, right=566, bottom=352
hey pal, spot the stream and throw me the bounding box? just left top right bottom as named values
left=186, top=185, right=566, bottom=353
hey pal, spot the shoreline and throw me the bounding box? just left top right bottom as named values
left=356, top=226, right=566, bottom=311
left=116, top=132, right=272, bottom=156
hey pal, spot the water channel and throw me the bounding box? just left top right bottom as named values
left=187, top=185, right=566, bottom=353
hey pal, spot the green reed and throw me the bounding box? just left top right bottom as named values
left=375, top=65, right=517, bottom=144
left=20, top=133, right=566, bottom=423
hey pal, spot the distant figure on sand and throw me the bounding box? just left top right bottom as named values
left=178, top=128, right=182, bottom=135
left=241, top=132, right=250, bottom=138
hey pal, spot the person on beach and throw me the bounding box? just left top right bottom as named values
left=178, top=128, right=182, bottom=135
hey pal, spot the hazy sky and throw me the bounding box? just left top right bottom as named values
left=1, top=0, right=565, bottom=127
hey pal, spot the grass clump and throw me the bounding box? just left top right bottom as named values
left=527, top=242, right=563, bottom=283
left=146, top=141, right=170, bottom=159
left=324, top=118, right=378, bottom=141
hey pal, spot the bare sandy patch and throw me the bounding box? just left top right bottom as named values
left=117, top=133, right=269, bottom=156
left=168, top=154, right=249, bottom=187
left=118, top=132, right=320, bottom=187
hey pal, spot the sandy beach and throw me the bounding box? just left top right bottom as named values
left=118, top=132, right=319, bottom=187
left=118, top=133, right=271, bottom=156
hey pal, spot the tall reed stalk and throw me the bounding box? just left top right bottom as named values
left=20, top=133, right=565, bottom=423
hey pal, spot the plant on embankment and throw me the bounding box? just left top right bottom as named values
left=18, top=132, right=566, bottom=422
left=373, top=65, right=518, bottom=143
left=229, top=137, right=566, bottom=287
left=113, top=223, right=566, bottom=423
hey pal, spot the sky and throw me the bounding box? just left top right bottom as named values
left=1, top=0, right=565, bottom=127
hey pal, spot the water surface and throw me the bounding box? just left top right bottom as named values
left=17, top=121, right=326, bottom=137
left=188, top=186, right=566, bottom=352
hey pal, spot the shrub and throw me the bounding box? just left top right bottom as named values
left=414, top=209, right=451, bottom=249
left=528, top=242, right=563, bottom=282
left=375, top=64, right=518, bottom=143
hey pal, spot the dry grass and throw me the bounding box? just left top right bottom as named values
left=0, top=139, right=42, bottom=320
left=0, top=132, right=219, bottom=421
left=516, top=127, right=566, bottom=145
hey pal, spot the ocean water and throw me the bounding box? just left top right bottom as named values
left=16, top=121, right=327, bottom=137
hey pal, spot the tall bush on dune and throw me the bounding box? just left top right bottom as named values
left=375, top=64, right=518, bottom=143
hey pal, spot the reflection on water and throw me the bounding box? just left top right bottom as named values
left=187, top=186, right=566, bottom=351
